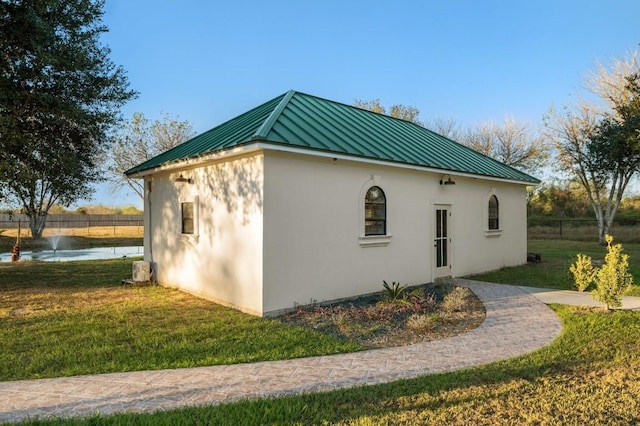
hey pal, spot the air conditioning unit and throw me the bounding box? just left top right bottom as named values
left=132, top=261, right=151, bottom=282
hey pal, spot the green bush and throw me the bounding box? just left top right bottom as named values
left=382, top=280, right=407, bottom=303
left=569, top=253, right=596, bottom=292
left=570, top=235, right=634, bottom=310
left=593, top=235, right=634, bottom=310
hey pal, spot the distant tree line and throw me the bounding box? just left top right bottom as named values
left=0, top=204, right=142, bottom=216
left=527, top=182, right=640, bottom=220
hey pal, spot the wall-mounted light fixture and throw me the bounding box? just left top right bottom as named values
left=175, top=174, right=193, bottom=184
left=439, top=174, right=456, bottom=185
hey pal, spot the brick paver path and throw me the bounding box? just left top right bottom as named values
left=0, top=280, right=562, bottom=423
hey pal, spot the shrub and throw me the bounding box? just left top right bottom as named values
left=593, top=235, right=633, bottom=310
left=440, top=287, right=472, bottom=315
left=406, top=313, right=440, bottom=332
left=382, top=280, right=408, bottom=304
left=569, top=253, right=596, bottom=292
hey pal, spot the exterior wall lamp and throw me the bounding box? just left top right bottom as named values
left=175, top=174, right=193, bottom=184
left=439, top=174, right=456, bottom=185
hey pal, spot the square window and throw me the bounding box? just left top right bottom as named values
left=181, top=202, right=194, bottom=234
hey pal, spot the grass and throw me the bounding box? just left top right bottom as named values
left=0, top=259, right=362, bottom=381
left=17, top=306, right=640, bottom=425
left=469, top=239, right=640, bottom=296
left=6, top=238, right=640, bottom=424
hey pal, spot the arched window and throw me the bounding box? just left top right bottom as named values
left=365, top=186, right=386, bottom=235
left=488, top=195, right=499, bottom=230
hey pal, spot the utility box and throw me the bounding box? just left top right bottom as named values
left=132, top=261, right=151, bottom=282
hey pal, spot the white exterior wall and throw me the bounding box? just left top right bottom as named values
left=143, top=153, right=264, bottom=315
left=262, top=151, right=528, bottom=315
left=452, top=178, right=528, bottom=277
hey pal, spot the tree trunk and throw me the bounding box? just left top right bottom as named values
left=597, top=222, right=608, bottom=245
left=28, top=214, right=48, bottom=240
left=594, top=208, right=608, bottom=245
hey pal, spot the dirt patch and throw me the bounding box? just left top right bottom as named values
left=279, top=282, right=486, bottom=349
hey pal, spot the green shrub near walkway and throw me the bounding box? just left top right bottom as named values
left=470, top=239, right=640, bottom=296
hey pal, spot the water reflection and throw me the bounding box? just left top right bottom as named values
left=0, top=246, right=143, bottom=262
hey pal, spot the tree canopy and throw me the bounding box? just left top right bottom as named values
left=353, top=99, right=423, bottom=125
left=106, top=112, right=194, bottom=199
left=460, top=118, right=547, bottom=173
left=545, top=51, right=640, bottom=244
left=0, top=0, right=136, bottom=238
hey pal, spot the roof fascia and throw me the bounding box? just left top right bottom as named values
left=125, top=144, right=264, bottom=178
left=129, top=141, right=539, bottom=186
left=253, top=142, right=539, bottom=186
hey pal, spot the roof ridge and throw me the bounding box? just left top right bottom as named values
left=252, top=90, right=297, bottom=140
left=290, top=90, right=425, bottom=126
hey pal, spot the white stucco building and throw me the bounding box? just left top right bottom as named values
left=126, top=90, right=539, bottom=316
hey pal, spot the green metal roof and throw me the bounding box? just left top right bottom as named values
left=126, top=90, right=540, bottom=184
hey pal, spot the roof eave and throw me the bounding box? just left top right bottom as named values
left=124, top=143, right=264, bottom=178
left=127, top=140, right=539, bottom=186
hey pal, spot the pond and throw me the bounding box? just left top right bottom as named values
left=0, top=246, right=143, bottom=262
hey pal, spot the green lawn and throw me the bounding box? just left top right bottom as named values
left=6, top=239, right=640, bottom=424
left=469, top=239, right=640, bottom=296
left=0, top=259, right=362, bottom=381
left=18, top=306, right=640, bottom=425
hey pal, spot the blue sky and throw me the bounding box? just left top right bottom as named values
left=91, top=0, right=640, bottom=208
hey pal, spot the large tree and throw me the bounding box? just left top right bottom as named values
left=107, top=112, right=194, bottom=199
left=544, top=51, right=640, bottom=244
left=460, top=117, right=548, bottom=173
left=422, top=114, right=548, bottom=173
left=0, top=0, right=136, bottom=238
left=423, top=117, right=464, bottom=141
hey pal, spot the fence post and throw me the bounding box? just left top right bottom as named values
left=559, top=220, right=563, bottom=239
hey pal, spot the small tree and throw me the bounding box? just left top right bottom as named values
left=569, top=253, right=596, bottom=292
left=593, top=235, right=633, bottom=310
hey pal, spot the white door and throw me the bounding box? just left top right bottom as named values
left=433, top=205, right=452, bottom=280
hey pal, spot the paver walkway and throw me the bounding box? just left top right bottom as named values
left=0, top=280, right=563, bottom=424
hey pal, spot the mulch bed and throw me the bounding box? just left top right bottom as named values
left=279, top=282, right=486, bottom=349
